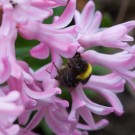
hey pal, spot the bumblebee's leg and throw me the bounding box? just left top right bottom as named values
left=46, top=69, right=60, bottom=81
left=66, top=74, right=73, bottom=87
left=55, top=76, right=59, bottom=80
left=67, top=58, right=75, bottom=68
left=67, top=62, right=72, bottom=69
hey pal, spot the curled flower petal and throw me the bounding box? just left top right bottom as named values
left=121, top=20, right=135, bottom=32
left=24, top=83, right=61, bottom=100
left=84, top=81, right=124, bottom=116
left=0, top=91, right=24, bottom=130
left=84, top=73, right=125, bottom=93
left=77, top=119, right=108, bottom=131
left=31, top=0, right=60, bottom=8
left=52, top=0, right=68, bottom=5
left=5, top=125, right=20, bottom=135
left=82, top=50, right=135, bottom=70
left=82, top=49, right=135, bottom=92
left=18, top=21, right=80, bottom=58
left=75, top=1, right=135, bottom=50
left=48, top=0, right=76, bottom=28
left=0, top=91, right=20, bottom=102
left=69, top=84, right=114, bottom=131
left=19, top=127, right=39, bottom=135
left=33, top=63, right=59, bottom=89
left=44, top=104, right=75, bottom=135
left=30, top=43, right=50, bottom=59
left=24, top=107, right=45, bottom=132
left=72, top=129, right=88, bottom=135
left=73, top=85, right=114, bottom=115
left=18, top=111, right=31, bottom=125
left=80, top=1, right=95, bottom=30
left=79, top=25, right=132, bottom=49
left=0, top=58, right=11, bottom=83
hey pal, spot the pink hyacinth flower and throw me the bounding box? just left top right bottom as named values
left=75, top=1, right=135, bottom=50
left=83, top=73, right=125, bottom=115
left=22, top=73, right=77, bottom=135
left=82, top=47, right=135, bottom=91
left=32, top=0, right=69, bottom=7
left=18, top=0, right=79, bottom=77
left=1, top=0, right=52, bottom=24
left=0, top=0, right=135, bottom=134
left=0, top=2, right=38, bottom=83
left=67, top=73, right=125, bottom=131
left=69, top=84, right=112, bottom=131
left=0, top=90, right=24, bottom=135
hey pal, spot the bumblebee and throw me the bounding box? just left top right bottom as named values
left=55, top=52, right=92, bottom=88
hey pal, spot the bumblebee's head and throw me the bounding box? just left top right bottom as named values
left=68, top=52, right=88, bottom=73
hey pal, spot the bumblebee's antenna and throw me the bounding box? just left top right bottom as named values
left=46, top=69, right=51, bottom=74
left=52, top=62, right=62, bottom=75
left=52, top=62, right=58, bottom=70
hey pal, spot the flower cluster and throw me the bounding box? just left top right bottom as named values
left=0, top=0, right=135, bottom=135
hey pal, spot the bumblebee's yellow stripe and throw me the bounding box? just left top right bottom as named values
left=76, top=64, right=92, bottom=80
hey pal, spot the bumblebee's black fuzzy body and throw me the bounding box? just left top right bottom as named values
left=55, top=52, right=92, bottom=88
